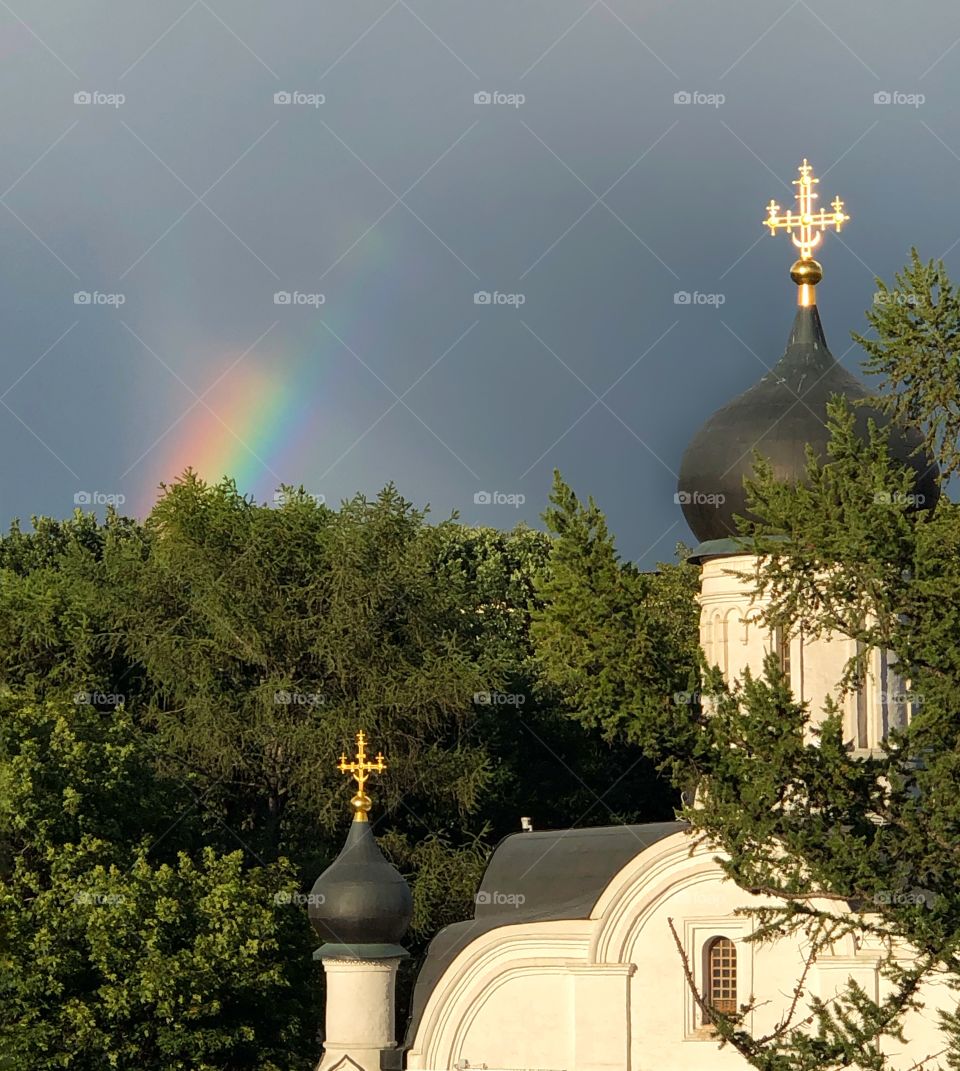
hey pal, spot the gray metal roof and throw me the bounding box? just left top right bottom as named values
left=308, top=818, right=412, bottom=950
left=403, top=820, right=685, bottom=1047
left=676, top=304, right=938, bottom=543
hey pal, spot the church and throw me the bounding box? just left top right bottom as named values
left=305, top=161, right=949, bottom=1071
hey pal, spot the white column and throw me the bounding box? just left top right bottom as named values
left=318, top=957, right=402, bottom=1071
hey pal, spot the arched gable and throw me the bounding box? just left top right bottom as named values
left=591, top=830, right=727, bottom=964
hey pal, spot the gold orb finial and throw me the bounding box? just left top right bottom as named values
left=337, top=730, right=387, bottom=822
left=763, top=159, right=849, bottom=306
left=789, top=258, right=823, bottom=287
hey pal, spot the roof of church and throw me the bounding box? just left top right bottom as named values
left=308, top=817, right=412, bottom=954
left=676, top=303, right=939, bottom=544
left=403, top=820, right=685, bottom=1046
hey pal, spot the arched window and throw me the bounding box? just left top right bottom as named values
left=705, top=936, right=737, bottom=1018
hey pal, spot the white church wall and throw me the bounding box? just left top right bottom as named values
left=404, top=925, right=591, bottom=1071
left=451, top=966, right=571, bottom=1070
left=569, top=963, right=635, bottom=1070
left=699, top=553, right=904, bottom=752
left=880, top=966, right=954, bottom=1068
left=596, top=833, right=814, bottom=1071
left=406, top=830, right=955, bottom=1071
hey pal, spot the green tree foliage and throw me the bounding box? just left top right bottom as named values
left=853, top=248, right=960, bottom=479
left=443, top=515, right=678, bottom=831
left=0, top=697, right=317, bottom=1070
left=0, top=509, right=145, bottom=699
left=531, top=471, right=701, bottom=754
left=117, top=478, right=500, bottom=868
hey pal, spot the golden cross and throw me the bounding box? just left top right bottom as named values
left=338, top=729, right=387, bottom=821
left=764, top=158, right=848, bottom=260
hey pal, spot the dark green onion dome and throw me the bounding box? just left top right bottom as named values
left=308, top=819, right=413, bottom=949
left=677, top=304, right=939, bottom=544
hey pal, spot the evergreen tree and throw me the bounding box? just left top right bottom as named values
left=532, top=470, right=701, bottom=754
left=853, top=248, right=960, bottom=479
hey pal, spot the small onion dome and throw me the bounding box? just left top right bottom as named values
left=308, top=819, right=413, bottom=952
left=677, top=304, right=940, bottom=544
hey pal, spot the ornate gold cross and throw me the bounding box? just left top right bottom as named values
left=763, top=159, right=849, bottom=305
left=764, top=158, right=848, bottom=258
left=338, top=729, right=387, bottom=821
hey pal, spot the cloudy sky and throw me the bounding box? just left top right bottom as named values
left=1, top=0, right=958, bottom=564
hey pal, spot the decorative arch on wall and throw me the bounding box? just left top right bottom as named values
left=722, top=607, right=741, bottom=676
left=590, top=833, right=724, bottom=965
left=402, top=831, right=882, bottom=1071
left=406, top=832, right=874, bottom=1070
left=406, top=832, right=723, bottom=1069
left=708, top=609, right=724, bottom=674
left=717, top=609, right=729, bottom=675
left=742, top=607, right=763, bottom=646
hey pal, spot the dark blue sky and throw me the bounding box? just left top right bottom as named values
left=1, top=0, right=958, bottom=564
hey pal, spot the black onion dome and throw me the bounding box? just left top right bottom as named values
left=308, top=820, right=413, bottom=949
left=677, top=305, right=939, bottom=544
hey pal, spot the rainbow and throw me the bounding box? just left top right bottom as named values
left=133, top=349, right=313, bottom=515
left=130, top=210, right=424, bottom=517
